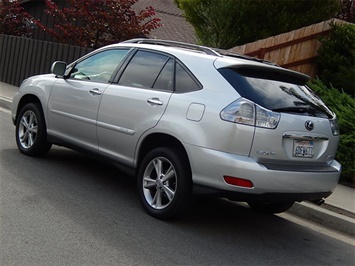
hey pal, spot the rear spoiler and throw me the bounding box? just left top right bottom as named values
left=220, top=64, right=310, bottom=85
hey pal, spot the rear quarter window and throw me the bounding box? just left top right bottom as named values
left=175, top=62, right=202, bottom=93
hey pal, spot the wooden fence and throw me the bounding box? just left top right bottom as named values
left=0, top=34, right=93, bottom=87
left=229, top=19, right=348, bottom=79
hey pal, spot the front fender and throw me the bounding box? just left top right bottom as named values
left=12, top=74, right=57, bottom=125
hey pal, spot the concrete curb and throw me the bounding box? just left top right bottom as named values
left=0, top=96, right=12, bottom=111
left=288, top=202, right=355, bottom=236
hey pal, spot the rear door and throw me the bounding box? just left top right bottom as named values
left=97, top=50, right=174, bottom=165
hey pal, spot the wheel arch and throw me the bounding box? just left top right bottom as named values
left=136, top=133, right=192, bottom=175
left=15, top=94, right=43, bottom=124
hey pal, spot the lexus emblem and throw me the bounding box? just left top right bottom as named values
left=305, top=120, right=314, bottom=131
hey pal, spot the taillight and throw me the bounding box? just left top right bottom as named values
left=329, top=118, right=340, bottom=136
left=220, top=98, right=280, bottom=129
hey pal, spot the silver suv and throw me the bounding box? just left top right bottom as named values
left=12, top=39, right=341, bottom=219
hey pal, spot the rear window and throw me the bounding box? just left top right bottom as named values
left=218, top=68, right=333, bottom=119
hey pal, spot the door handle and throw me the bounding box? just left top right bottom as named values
left=89, top=88, right=102, bottom=95
left=147, top=98, right=163, bottom=106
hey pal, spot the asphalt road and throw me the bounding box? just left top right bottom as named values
left=1, top=107, right=354, bottom=266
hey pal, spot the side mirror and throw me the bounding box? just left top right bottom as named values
left=51, top=61, right=67, bottom=77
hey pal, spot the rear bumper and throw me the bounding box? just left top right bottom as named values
left=186, top=144, right=341, bottom=201
left=193, top=184, right=332, bottom=202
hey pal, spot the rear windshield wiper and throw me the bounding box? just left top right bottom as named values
left=272, top=107, right=313, bottom=114
left=272, top=107, right=331, bottom=118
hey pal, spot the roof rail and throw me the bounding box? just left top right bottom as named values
left=122, top=38, right=220, bottom=56
left=122, top=38, right=278, bottom=66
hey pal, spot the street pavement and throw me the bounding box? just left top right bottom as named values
left=1, top=81, right=354, bottom=236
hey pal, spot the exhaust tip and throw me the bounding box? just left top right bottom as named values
left=310, top=198, right=325, bottom=206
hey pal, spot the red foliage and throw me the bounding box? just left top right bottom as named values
left=36, top=0, right=161, bottom=48
left=0, top=0, right=34, bottom=37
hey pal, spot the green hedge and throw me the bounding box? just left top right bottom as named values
left=317, top=23, right=355, bottom=97
left=308, top=79, right=355, bottom=185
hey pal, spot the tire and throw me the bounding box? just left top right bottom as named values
left=248, top=201, right=294, bottom=214
left=15, top=103, right=52, bottom=157
left=137, top=147, right=192, bottom=220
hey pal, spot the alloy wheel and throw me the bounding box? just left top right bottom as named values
left=18, top=110, right=38, bottom=149
left=142, top=157, right=177, bottom=210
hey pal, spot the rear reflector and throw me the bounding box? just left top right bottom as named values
left=223, top=176, right=254, bottom=188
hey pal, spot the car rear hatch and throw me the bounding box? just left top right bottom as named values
left=217, top=64, right=340, bottom=171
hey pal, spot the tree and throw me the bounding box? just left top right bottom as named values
left=317, top=22, right=355, bottom=96
left=308, top=79, right=355, bottom=185
left=36, top=0, right=161, bottom=48
left=0, top=0, right=34, bottom=37
left=175, top=0, right=340, bottom=49
left=336, top=0, right=355, bottom=22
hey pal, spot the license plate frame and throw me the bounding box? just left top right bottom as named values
left=293, top=140, right=314, bottom=158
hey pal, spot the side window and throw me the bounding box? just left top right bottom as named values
left=153, top=59, right=173, bottom=91
left=70, top=49, right=129, bottom=83
left=119, top=51, right=169, bottom=89
left=175, top=63, right=201, bottom=93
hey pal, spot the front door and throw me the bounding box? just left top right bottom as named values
left=47, top=48, right=130, bottom=151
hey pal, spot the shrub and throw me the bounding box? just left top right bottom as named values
left=0, top=0, right=34, bottom=37
left=317, top=22, right=355, bottom=97
left=308, top=79, right=355, bottom=186
left=36, top=0, right=161, bottom=49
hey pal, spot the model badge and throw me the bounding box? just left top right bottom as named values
left=305, top=120, right=314, bottom=131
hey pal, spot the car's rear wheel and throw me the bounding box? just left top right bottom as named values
left=248, top=201, right=294, bottom=214
left=137, top=147, right=192, bottom=220
left=16, top=103, right=52, bottom=157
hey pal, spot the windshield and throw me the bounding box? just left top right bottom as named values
left=218, top=68, right=333, bottom=119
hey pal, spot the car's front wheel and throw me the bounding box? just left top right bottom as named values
left=137, top=147, right=192, bottom=220
left=248, top=201, right=294, bottom=214
left=15, top=103, right=52, bottom=157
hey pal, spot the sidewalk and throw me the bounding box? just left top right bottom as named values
left=289, top=184, right=355, bottom=236
left=0, top=81, right=354, bottom=236
left=325, top=184, right=355, bottom=217
left=0, top=82, right=18, bottom=110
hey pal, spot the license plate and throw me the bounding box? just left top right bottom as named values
left=293, top=140, right=314, bottom=158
